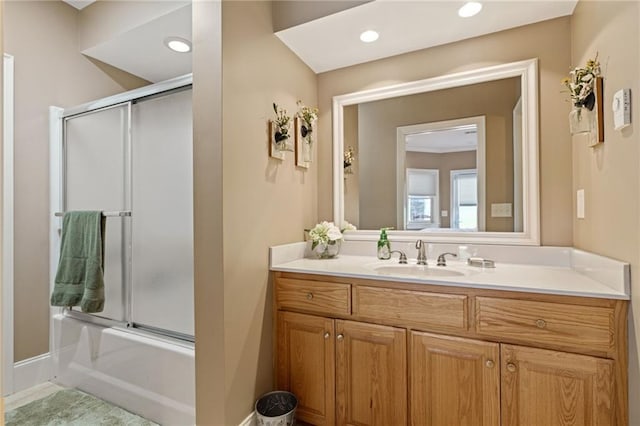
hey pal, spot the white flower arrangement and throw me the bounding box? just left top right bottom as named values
left=344, top=147, right=355, bottom=167
left=296, top=100, right=319, bottom=149
left=307, top=221, right=356, bottom=258
left=341, top=221, right=356, bottom=232
left=562, top=55, right=601, bottom=109
left=272, top=103, right=292, bottom=144
left=296, top=100, right=318, bottom=127
left=308, top=221, right=343, bottom=250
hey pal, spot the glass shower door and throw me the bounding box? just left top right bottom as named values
left=61, top=88, right=193, bottom=338
left=64, top=103, right=131, bottom=322
left=131, top=88, right=194, bottom=337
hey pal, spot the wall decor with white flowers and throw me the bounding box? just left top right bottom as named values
left=295, top=100, right=318, bottom=168
left=344, top=146, right=355, bottom=176
left=562, top=54, right=604, bottom=146
left=269, top=101, right=319, bottom=165
left=269, top=103, right=293, bottom=160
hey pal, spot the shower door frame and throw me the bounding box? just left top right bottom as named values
left=50, top=74, right=194, bottom=342
left=3, top=53, right=15, bottom=395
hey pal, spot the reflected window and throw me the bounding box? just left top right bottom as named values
left=406, top=168, right=439, bottom=229
left=409, top=196, right=434, bottom=222
left=451, top=169, right=477, bottom=230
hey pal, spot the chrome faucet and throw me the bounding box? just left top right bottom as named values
left=390, top=250, right=407, bottom=264
left=436, top=252, right=457, bottom=266
left=415, top=240, right=427, bottom=265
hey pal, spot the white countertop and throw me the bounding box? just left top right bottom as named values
left=270, top=242, right=630, bottom=300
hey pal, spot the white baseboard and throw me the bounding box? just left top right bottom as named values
left=13, top=353, right=53, bottom=394
left=239, top=411, right=256, bottom=426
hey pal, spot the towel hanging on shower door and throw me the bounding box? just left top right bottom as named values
left=50, top=211, right=106, bottom=313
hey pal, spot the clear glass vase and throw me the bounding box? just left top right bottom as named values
left=569, top=106, right=594, bottom=135
left=313, top=240, right=341, bottom=259
left=300, top=121, right=313, bottom=163
left=275, top=136, right=294, bottom=152
left=302, top=140, right=312, bottom=163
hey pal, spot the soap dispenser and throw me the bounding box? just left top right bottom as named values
left=377, top=228, right=391, bottom=260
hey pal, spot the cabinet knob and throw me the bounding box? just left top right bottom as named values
left=306, top=292, right=314, bottom=300
left=535, top=319, right=547, bottom=329
left=324, top=332, right=330, bottom=339
left=337, top=334, right=344, bottom=341
left=485, top=359, right=495, bottom=368
left=506, top=363, right=517, bottom=373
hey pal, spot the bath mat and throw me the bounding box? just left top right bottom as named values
left=4, top=388, right=158, bottom=426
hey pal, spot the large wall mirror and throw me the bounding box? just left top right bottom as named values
left=333, top=59, right=539, bottom=245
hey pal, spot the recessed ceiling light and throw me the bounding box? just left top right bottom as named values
left=164, top=37, right=192, bottom=53
left=360, top=30, right=379, bottom=43
left=458, top=2, right=483, bottom=18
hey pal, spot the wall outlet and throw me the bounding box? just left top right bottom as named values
left=491, top=203, right=512, bottom=218
left=577, top=189, right=585, bottom=219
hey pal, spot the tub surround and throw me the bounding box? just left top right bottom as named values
left=270, top=241, right=630, bottom=299
left=51, top=314, right=195, bottom=426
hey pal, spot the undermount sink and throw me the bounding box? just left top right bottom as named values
left=371, top=264, right=466, bottom=277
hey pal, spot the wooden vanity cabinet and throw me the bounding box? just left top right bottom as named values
left=501, top=344, right=614, bottom=426
left=277, top=311, right=335, bottom=425
left=410, top=331, right=500, bottom=426
left=336, top=320, right=406, bottom=426
left=274, top=272, right=628, bottom=426
left=277, top=311, right=406, bottom=426
left=410, top=333, right=615, bottom=426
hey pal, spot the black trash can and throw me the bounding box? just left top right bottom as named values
left=255, top=391, right=297, bottom=426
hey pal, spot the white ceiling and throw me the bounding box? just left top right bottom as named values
left=82, top=4, right=192, bottom=83
left=61, top=0, right=192, bottom=83
left=406, top=126, right=477, bottom=153
left=276, top=0, right=578, bottom=73
left=62, top=0, right=97, bottom=10
left=63, top=0, right=576, bottom=82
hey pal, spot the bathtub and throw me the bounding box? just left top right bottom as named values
left=51, top=314, right=195, bottom=425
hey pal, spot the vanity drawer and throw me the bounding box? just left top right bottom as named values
left=475, top=297, right=614, bottom=353
left=276, top=278, right=351, bottom=316
left=353, top=286, right=467, bottom=331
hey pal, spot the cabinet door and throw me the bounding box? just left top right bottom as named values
left=410, top=331, right=500, bottom=426
left=335, top=320, right=406, bottom=426
left=502, top=344, right=613, bottom=426
left=277, top=311, right=335, bottom=425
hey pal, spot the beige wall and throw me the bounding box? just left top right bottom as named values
left=318, top=16, right=573, bottom=246
left=569, top=1, right=640, bottom=424
left=193, top=1, right=225, bottom=424
left=272, top=0, right=369, bottom=32
left=4, top=0, right=148, bottom=361
left=221, top=2, right=317, bottom=424
left=355, top=78, right=519, bottom=231
left=406, top=150, right=476, bottom=228
left=4, top=2, right=638, bottom=424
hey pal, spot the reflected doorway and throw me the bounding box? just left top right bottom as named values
left=396, top=116, right=486, bottom=231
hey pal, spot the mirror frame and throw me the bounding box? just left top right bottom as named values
left=332, top=58, right=540, bottom=245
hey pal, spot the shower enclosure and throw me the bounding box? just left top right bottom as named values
left=49, top=75, right=195, bottom=425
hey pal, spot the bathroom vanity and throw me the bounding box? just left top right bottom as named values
left=270, top=243, right=629, bottom=426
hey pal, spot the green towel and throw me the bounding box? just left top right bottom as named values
left=51, top=211, right=106, bottom=313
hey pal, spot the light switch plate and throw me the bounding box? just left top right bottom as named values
left=491, top=203, right=512, bottom=218
left=577, top=189, right=585, bottom=219
left=441, top=210, right=448, bottom=217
